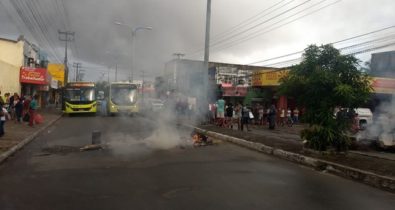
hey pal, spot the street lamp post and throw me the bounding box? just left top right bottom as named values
left=114, top=21, right=152, bottom=83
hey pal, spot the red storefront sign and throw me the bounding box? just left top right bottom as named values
left=20, top=67, right=48, bottom=85
left=222, top=86, right=248, bottom=97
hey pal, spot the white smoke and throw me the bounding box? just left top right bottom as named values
left=104, top=108, right=194, bottom=158
left=359, top=95, right=395, bottom=147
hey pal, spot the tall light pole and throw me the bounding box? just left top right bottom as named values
left=203, top=0, right=211, bottom=117
left=114, top=21, right=152, bottom=83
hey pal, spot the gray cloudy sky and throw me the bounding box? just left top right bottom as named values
left=1, top=0, right=395, bottom=81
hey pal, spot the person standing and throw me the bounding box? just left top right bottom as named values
left=225, top=103, right=233, bottom=128
left=268, top=104, right=277, bottom=130
left=0, top=90, right=4, bottom=105
left=23, top=95, right=31, bottom=120
left=14, top=95, right=23, bottom=123
left=258, top=104, right=264, bottom=125
left=0, top=104, right=8, bottom=137
left=101, top=97, right=108, bottom=117
left=286, top=108, right=293, bottom=126
left=279, top=108, right=285, bottom=126
left=234, top=103, right=242, bottom=130
left=241, top=104, right=251, bottom=131
left=216, top=97, right=225, bottom=119
left=29, top=95, right=39, bottom=127
left=293, top=107, right=299, bottom=124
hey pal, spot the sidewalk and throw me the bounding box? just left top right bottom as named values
left=197, top=123, right=395, bottom=178
left=0, top=108, right=62, bottom=155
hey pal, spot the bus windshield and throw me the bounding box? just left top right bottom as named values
left=65, top=87, right=95, bottom=102
left=111, top=85, right=137, bottom=106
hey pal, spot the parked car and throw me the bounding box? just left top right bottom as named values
left=334, top=107, right=373, bottom=130
left=355, top=108, right=373, bottom=130
left=142, top=98, right=164, bottom=112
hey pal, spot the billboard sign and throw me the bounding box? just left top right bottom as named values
left=372, top=77, right=395, bottom=94
left=47, top=63, right=65, bottom=86
left=252, top=69, right=290, bottom=86
left=20, top=67, right=48, bottom=85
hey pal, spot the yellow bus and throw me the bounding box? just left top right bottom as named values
left=108, top=82, right=139, bottom=115
left=63, top=82, right=97, bottom=114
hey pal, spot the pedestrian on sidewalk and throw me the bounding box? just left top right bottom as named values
left=0, top=90, right=4, bottom=105
left=234, top=103, right=242, bottom=130
left=241, top=104, right=251, bottom=131
left=286, top=107, right=293, bottom=126
left=22, top=95, right=31, bottom=122
left=0, top=104, right=8, bottom=137
left=101, top=97, right=108, bottom=117
left=279, top=108, right=285, bottom=127
left=268, top=104, right=276, bottom=130
left=14, top=95, right=23, bottom=123
left=293, top=107, right=299, bottom=124
left=29, top=94, right=39, bottom=127
left=9, top=93, right=18, bottom=120
left=258, top=104, right=264, bottom=125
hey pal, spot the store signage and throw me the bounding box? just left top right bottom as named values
left=20, top=67, right=48, bottom=85
left=252, top=69, right=290, bottom=86
left=47, top=63, right=65, bottom=86
left=372, top=77, right=395, bottom=94
left=222, top=86, right=247, bottom=97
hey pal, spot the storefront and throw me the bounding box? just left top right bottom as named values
left=20, top=67, right=50, bottom=108
left=221, top=83, right=248, bottom=105
left=252, top=69, right=293, bottom=109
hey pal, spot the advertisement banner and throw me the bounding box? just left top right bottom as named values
left=372, top=77, right=395, bottom=94
left=20, top=67, right=48, bottom=85
left=47, top=63, right=65, bottom=86
left=222, top=86, right=248, bottom=97
left=252, top=69, right=290, bottom=86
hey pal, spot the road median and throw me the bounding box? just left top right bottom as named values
left=192, top=125, right=395, bottom=193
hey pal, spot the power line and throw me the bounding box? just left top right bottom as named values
left=211, top=0, right=340, bottom=55
left=187, top=0, right=315, bottom=57
left=262, top=38, right=395, bottom=67
left=210, top=0, right=292, bottom=41
left=248, top=25, right=395, bottom=65
left=10, top=0, right=62, bottom=63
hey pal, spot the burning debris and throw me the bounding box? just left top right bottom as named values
left=191, top=131, right=213, bottom=147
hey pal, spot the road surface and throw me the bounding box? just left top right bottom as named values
left=0, top=115, right=394, bottom=210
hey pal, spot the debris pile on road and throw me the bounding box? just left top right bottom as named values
left=191, top=131, right=213, bottom=147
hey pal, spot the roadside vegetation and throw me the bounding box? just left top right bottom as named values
left=279, top=44, right=372, bottom=151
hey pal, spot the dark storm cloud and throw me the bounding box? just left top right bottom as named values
left=1, top=0, right=395, bottom=80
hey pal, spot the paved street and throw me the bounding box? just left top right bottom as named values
left=0, top=115, right=394, bottom=210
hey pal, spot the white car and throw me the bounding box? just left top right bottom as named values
left=355, top=108, right=373, bottom=129
left=144, top=99, right=164, bottom=112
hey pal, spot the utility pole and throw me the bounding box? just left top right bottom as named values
left=203, top=0, right=211, bottom=114
left=73, top=62, right=81, bottom=81
left=58, top=30, right=75, bottom=85
left=107, top=67, right=111, bottom=83
left=115, top=64, right=118, bottom=82
left=141, top=70, right=145, bottom=104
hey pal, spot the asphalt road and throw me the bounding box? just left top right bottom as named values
left=0, top=115, right=394, bottom=210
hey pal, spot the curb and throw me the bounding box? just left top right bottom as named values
left=193, top=126, right=395, bottom=193
left=0, top=114, right=63, bottom=164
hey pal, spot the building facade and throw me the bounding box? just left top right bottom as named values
left=0, top=37, right=24, bottom=95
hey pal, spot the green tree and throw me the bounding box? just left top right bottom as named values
left=278, top=44, right=372, bottom=151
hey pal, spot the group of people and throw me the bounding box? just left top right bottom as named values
left=211, top=98, right=301, bottom=131
left=0, top=90, right=39, bottom=138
